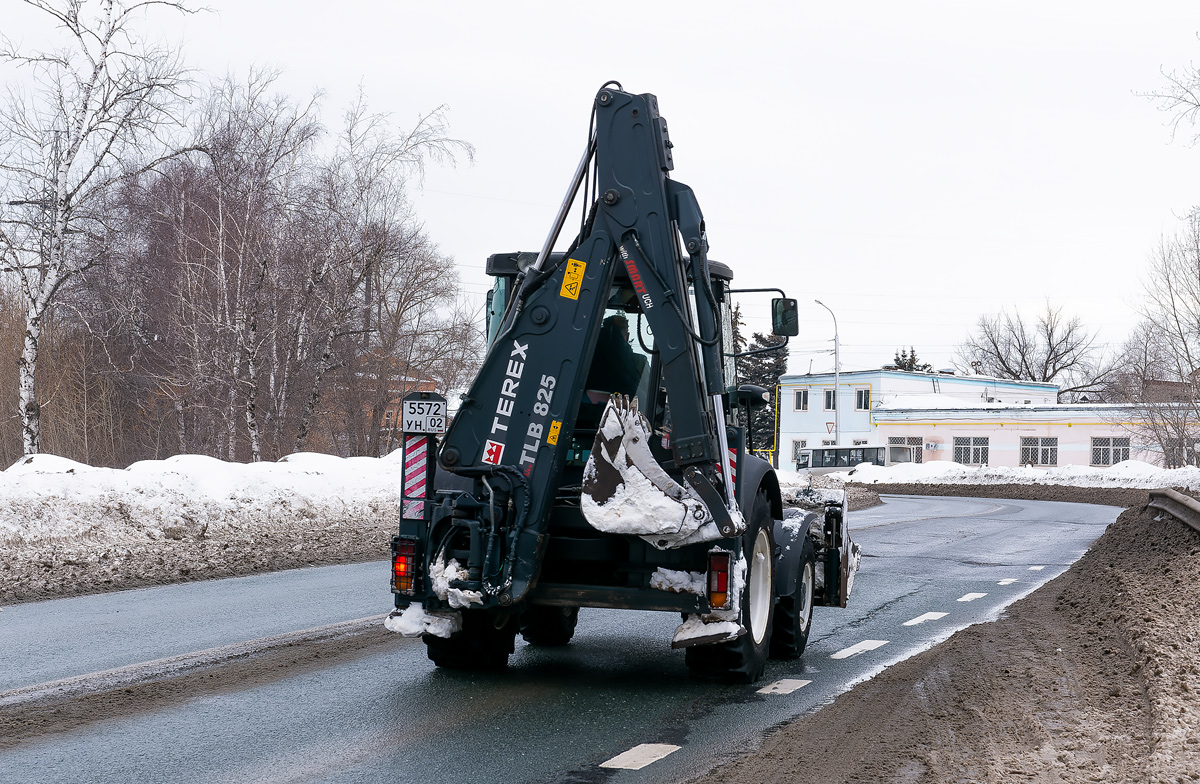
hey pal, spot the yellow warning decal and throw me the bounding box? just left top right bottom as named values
left=547, top=420, right=562, bottom=446
left=559, top=258, right=586, bottom=300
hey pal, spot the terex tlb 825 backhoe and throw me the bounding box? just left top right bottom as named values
left=385, top=82, right=859, bottom=683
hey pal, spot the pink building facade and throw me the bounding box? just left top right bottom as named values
left=779, top=369, right=1153, bottom=469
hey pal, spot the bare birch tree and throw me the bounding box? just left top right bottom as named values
left=294, top=95, right=475, bottom=454
left=0, top=0, right=194, bottom=454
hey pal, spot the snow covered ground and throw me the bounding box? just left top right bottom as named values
left=776, top=459, right=1200, bottom=492
left=3, top=453, right=1189, bottom=549
left=1, top=452, right=404, bottom=548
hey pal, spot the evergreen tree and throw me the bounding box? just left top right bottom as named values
left=893, top=346, right=933, bottom=372
left=737, top=332, right=788, bottom=461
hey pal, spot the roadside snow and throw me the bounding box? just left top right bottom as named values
left=3, top=452, right=1185, bottom=555
left=777, top=460, right=1200, bottom=492
left=0, top=452, right=402, bottom=547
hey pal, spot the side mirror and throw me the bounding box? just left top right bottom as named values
left=771, top=298, right=799, bottom=337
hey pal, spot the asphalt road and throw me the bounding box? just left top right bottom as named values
left=0, top=495, right=1121, bottom=784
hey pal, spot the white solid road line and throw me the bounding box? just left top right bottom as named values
left=1028, top=565, right=1046, bottom=571
left=757, top=678, right=812, bottom=695
left=831, top=639, right=889, bottom=659
left=902, top=611, right=949, bottom=627
left=600, top=744, right=681, bottom=770
left=998, top=578, right=1018, bottom=585
left=957, top=592, right=988, bottom=602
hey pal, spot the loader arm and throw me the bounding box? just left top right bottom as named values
left=437, top=85, right=734, bottom=605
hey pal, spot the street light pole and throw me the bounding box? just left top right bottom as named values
left=814, top=299, right=839, bottom=445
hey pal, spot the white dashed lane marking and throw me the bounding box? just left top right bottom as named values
left=757, top=678, right=812, bottom=695
left=903, top=611, right=949, bottom=626
left=831, top=639, right=889, bottom=659
left=605, top=562, right=1066, bottom=770
left=600, top=744, right=681, bottom=770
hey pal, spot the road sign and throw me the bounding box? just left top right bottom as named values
left=401, top=391, right=447, bottom=435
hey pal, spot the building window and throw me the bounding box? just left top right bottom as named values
left=383, top=409, right=394, bottom=429
left=1021, top=437, right=1058, bottom=466
left=953, top=436, right=989, bottom=466
left=1091, top=436, right=1130, bottom=466
left=824, top=389, right=836, bottom=410
left=794, top=389, right=808, bottom=411
left=855, top=389, right=870, bottom=411
left=822, top=439, right=835, bottom=446
left=853, top=439, right=868, bottom=446
left=792, top=440, right=808, bottom=468
left=889, top=435, right=924, bottom=464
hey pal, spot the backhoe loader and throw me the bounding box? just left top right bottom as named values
left=385, top=82, right=859, bottom=682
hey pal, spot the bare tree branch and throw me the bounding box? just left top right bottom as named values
left=955, top=301, right=1117, bottom=402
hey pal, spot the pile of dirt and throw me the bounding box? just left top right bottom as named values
left=855, top=481, right=1155, bottom=508
left=785, top=474, right=882, bottom=512
left=700, top=505, right=1200, bottom=783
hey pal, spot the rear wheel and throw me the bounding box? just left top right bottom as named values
left=424, top=609, right=517, bottom=669
left=685, top=492, right=776, bottom=683
left=771, top=535, right=816, bottom=659
left=520, top=606, right=579, bottom=646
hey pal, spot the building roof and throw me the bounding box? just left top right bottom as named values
left=871, top=402, right=1139, bottom=423
left=779, top=368, right=1058, bottom=391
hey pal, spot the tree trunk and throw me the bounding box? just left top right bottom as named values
left=245, top=321, right=263, bottom=461
left=175, top=398, right=187, bottom=455
left=295, top=330, right=335, bottom=452
left=18, top=313, right=41, bottom=455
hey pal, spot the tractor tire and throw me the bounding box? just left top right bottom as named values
left=424, top=609, right=516, bottom=670
left=685, top=492, right=776, bottom=684
left=519, top=606, right=579, bottom=646
left=770, top=534, right=816, bottom=659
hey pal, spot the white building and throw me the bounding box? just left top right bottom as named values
left=778, top=368, right=1150, bottom=469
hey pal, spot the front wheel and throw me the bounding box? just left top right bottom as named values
left=771, top=535, right=816, bottom=659
left=685, top=492, right=776, bottom=683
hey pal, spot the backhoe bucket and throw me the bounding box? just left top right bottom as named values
left=581, top=395, right=722, bottom=549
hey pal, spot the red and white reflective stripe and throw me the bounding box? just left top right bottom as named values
left=403, top=435, right=428, bottom=520
left=715, top=448, right=738, bottom=484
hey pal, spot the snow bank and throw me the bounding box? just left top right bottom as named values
left=776, top=460, right=1200, bottom=491
left=6, top=450, right=1193, bottom=552
left=1, top=452, right=403, bottom=548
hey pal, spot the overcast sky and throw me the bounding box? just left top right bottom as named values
left=9, top=0, right=1200, bottom=375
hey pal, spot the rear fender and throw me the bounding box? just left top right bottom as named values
left=736, top=454, right=781, bottom=522
left=736, top=455, right=807, bottom=596
left=774, top=510, right=819, bottom=597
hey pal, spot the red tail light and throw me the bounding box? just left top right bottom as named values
left=708, top=551, right=731, bottom=609
left=393, top=539, right=417, bottom=594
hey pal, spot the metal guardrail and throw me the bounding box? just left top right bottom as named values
left=1146, top=489, right=1200, bottom=534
